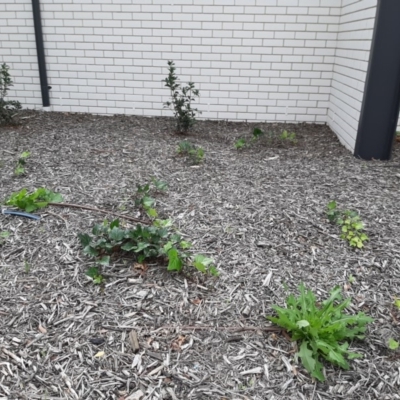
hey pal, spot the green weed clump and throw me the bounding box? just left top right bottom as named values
left=327, top=201, right=369, bottom=248
left=235, top=128, right=297, bottom=150
left=267, top=284, right=373, bottom=381
left=14, top=151, right=30, bottom=176
left=177, top=140, right=204, bottom=164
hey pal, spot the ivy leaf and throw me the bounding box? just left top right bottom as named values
left=97, top=256, right=110, bottom=266
left=167, top=248, right=183, bottom=272
left=83, top=245, right=99, bottom=257
left=78, top=233, right=91, bottom=247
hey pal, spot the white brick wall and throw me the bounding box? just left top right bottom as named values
left=328, top=0, right=377, bottom=150
left=1, top=0, right=341, bottom=123
left=0, top=0, right=384, bottom=152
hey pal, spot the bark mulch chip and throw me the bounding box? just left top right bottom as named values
left=0, top=111, right=400, bottom=399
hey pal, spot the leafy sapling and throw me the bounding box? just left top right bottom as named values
left=267, top=284, right=373, bottom=382
left=163, top=61, right=201, bottom=133
left=0, top=63, right=22, bottom=125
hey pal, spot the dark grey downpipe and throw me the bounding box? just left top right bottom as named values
left=354, top=0, right=400, bottom=160
left=31, top=0, right=51, bottom=107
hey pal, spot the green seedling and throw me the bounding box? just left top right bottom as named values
left=267, top=284, right=373, bottom=382
left=5, top=188, right=63, bottom=212
left=163, top=60, right=200, bottom=133
left=326, top=201, right=369, bottom=248
left=389, top=338, right=399, bottom=350
left=86, top=267, right=104, bottom=285
left=252, top=127, right=265, bottom=139
left=24, top=261, right=30, bottom=274
left=0, top=231, right=10, bottom=245
left=280, top=130, right=297, bottom=142
left=14, top=151, right=30, bottom=176
left=177, top=140, right=204, bottom=164
left=235, top=138, right=247, bottom=150
left=394, top=298, right=400, bottom=309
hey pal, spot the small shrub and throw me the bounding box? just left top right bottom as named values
left=163, top=60, right=201, bottom=133
left=327, top=201, right=369, bottom=248
left=78, top=218, right=218, bottom=276
left=267, top=284, right=373, bottom=382
left=14, top=151, right=30, bottom=176
left=5, top=187, right=63, bottom=212
left=0, top=63, right=22, bottom=125
left=177, top=140, right=204, bottom=164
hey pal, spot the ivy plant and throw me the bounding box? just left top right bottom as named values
left=177, top=140, right=204, bottom=164
left=78, top=218, right=218, bottom=276
left=5, top=188, right=63, bottom=212
left=14, top=151, right=30, bottom=176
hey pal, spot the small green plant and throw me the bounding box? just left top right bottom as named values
left=177, top=140, right=204, bottom=164
left=348, top=275, right=356, bottom=284
left=24, top=260, right=30, bottom=274
left=267, top=284, right=373, bottom=382
left=252, top=127, right=265, bottom=139
left=234, top=138, right=247, bottom=150
left=0, top=63, right=22, bottom=125
left=326, top=201, right=369, bottom=248
left=78, top=218, right=218, bottom=276
left=135, top=178, right=168, bottom=218
left=394, top=298, right=400, bottom=309
left=0, top=231, right=10, bottom=245
left=163, top=61, right=201, bottom=133
left=86, top=266, right=104, bottom=285
left=280, top=130, right=297, bottom=142
left=388, top=338, right=399, bottom=350
left=5, top=188, right=63, bottom=212
left=14, top=151, right=30, bottom=176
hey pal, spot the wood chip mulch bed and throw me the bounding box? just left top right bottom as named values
left=0, top=111, right=400, bottom=400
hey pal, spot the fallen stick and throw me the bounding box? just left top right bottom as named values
left=48, top=202, right=151, bottom=225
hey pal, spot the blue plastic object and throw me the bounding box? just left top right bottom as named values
left=1, top=209, right=41, bottom=221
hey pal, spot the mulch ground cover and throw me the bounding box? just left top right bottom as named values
left=0, top=110, right=400, bottom=400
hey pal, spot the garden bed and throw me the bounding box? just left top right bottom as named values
left=0, top=111, right=400, bottom=400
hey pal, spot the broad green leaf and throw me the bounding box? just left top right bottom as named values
left=146, top=208, right=158, bottom=218
left=252, top=127, right=264, bottom=138
left=110, top=219, right=120, bottom=229
left=180, top=240, right=191, bottom=249
left=97, top=256, right=110, bottom=266
left=389, top=338, right=399, bottom=350
left=86, top=267, right=99, bottom=279
left=121, top=241, right=136, bottom=251
left=78, top=233, right=91, bottom=247
left=297, top=342, right=315, bottom=376
left=109, top=227, right=125, bottom=242
left=297, top=320, right=310, bottom=328
left=83, top=245, right=99, bottom=257
left=167, top=248, right=183, bottom=272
